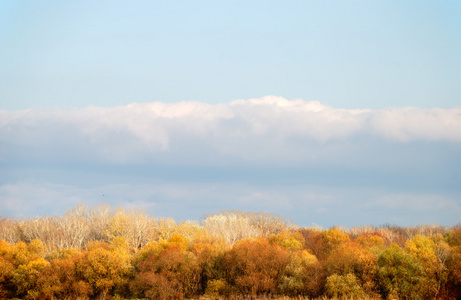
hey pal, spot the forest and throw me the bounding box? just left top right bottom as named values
left=0, top=204, right=460, bottom=300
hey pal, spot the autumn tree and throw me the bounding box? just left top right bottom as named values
left=269, top=230, right=305, bottom=252
left=444, top=244, right=461, bottom=299
left=35, top=248, right=94, bottom=299
left=76, top=239, right=131, bottom=300
left=325, top=273, right=365, bottom=299
left=12, top=257, right=50, bottom=299
left=298, top=226, right=324, bottom=259
left=4, top=206, right=461, bottom=299
left=323, top=241, right=378, bottom=296
left=222, top=237, right=290, bottom=296
left=190, top=229, right=228, bottom=295
left=405, top=234, right=450, bottom=299
left=0, top=240, right=16, bottom=298
left=270, top=229, right=325, bottom=297
left=376, top=243, right=424, bottom=299
left=278, top=249, right=323, bottom=297
left=355, top=232, right=387, bottom=251
left=317, top=227, right=350, bottom=261
left=0, top=239, right=48, bottom=299
left=133, top=233, right=202, bottom=299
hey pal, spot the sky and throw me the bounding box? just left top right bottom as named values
left=1, top=1, right=460, bottom=227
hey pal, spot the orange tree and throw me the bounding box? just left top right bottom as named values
left=0, top=240, right=15, bottom=298
left=323, top=240, right=378, bottom=296
left=132, top=233, right=202, bottom=300
left=39, top=250, right=92, bottom=299
left=221, top=237, right=290, bottom=296
left=190, top=230, right=228, bottom=295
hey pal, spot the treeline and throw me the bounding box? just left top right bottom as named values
left=0, top=204, right=460, bottom=299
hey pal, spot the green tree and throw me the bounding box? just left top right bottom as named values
left=326, top=273, right=365, bottom=299
left=376, top=243, right=423, bottom=299
left=279, top=249, right=323, bottom=297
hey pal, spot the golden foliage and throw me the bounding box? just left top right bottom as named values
left=1, top=207, right=461, bottom=299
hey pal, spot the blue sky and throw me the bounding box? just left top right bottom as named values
left=1, top=1, right=460, bottom=227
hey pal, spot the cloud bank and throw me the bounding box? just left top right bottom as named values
left=1, top=96, right=460, bottom=165
left=1, top=96, right=460, bottom=226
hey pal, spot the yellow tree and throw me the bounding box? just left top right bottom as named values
left=355, top=233, right=386, bottom=250
left=77, top=240, right=131, bottom=300
left=319, top=227, right=350, bottom=260
left=405, top=235, right=446, bottom=299
left=11, top=258, right=50, bottom=299
left=0, top=239, right=48, bottom=299
left=269, top=230, right=305, bottom=252
left=323, top=241, right=378, bottom=297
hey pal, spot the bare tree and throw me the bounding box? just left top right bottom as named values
left=17, top=205, right=91, bottom=252
left=0, top=216, right=21, bottom=243
left=88, top=204, right=112, bottom=242
left=61, top=204, right=91, bottom=248
left=155, top=217, right=177, bottom=241
left=244, top=211, right=292, bottom=235
left=106, top=207, right=158, bottom=250
left=202, top=212, right=263, bottom=246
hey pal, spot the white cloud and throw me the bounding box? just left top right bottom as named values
left=370, top=107, right=461, bottom=142
left=1, top=96, right=460, bottom=166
